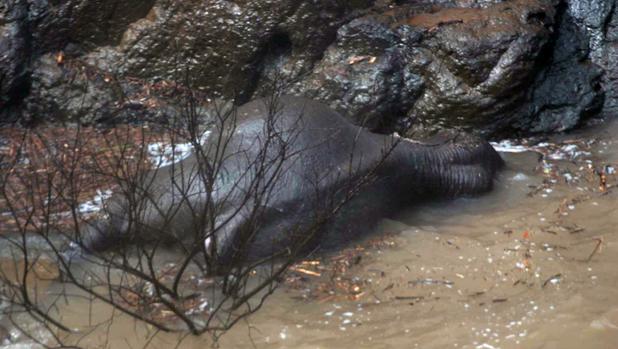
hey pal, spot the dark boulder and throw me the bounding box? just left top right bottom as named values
left=21, top=54, right=196, bottom=124
left=0, top=0, right=29, bottom=114
left=0, top=0, right=612, bottom=137
left=26, top=0, right=156, bottom=52
left=21, top=55, right=121, bottom=123
left=83, top=0, right=374, bottom=101
left=566, top=0, right=618, bottom=113
left=293, top=0, right=563, bottom=135
left=1, top=0, right=375, bottom=123
left=602, top=4, right=618, bottom=112
left=404, top=0, right=557, bottom=136
left=514, top=4, right=604, bottom=132
left=567, top=0, right=614, bottom=61
left=293, top=0, right=606, bottom=136
left=0, top=0, right=156, bottom=122
left=290, top=16, right=424, bottom=131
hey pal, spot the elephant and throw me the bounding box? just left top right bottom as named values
left=76, top=96, right=504, bottom=268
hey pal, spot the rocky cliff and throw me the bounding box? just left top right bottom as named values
left=0, top=0, right=615, bottom=137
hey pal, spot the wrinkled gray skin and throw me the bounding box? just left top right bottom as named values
left=79, top=97, right=503, bottom=263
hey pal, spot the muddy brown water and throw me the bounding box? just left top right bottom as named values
left=5, top=118, right=618, bottom=348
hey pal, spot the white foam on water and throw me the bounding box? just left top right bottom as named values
left=147, top=130, right=212, bottom=167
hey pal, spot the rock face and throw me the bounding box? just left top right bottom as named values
left=0, top=0, right=615, bottom=137
left=21, top=53, right=205, bottom=124
left=401, top=1, right=557, bottom=135
left=568, top=0, right=618, bottom=113
left=22, top=55, right=124, bottom=124
left=603, top=7, right=618, bottom=112
left=567, top=0, right=614, bottom=61
left=24, top=0, right=156, bottom=51
left=1, top=0, right=373, bottom=121
left=0, top=0, right=156, bottom=119
left=0, top=1, right=29, bottom=113
left=515, top=3, right=604, bottom=133
left=293, top=0, right=607, bottom=136
left=289, top=15, right=425, bottom=130
left=84, top=0, right=373, bottom=101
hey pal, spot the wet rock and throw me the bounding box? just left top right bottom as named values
left=21, top=55, right=191, bottom=124
left=405, top=0, right=557, bottom=136
left=574, top=0, right=618, bottom=113
left=602, top=6, right=618, bottom=112
left=0, top=0, right=29, bottom=114
left=84, top=0, right=374, bottom=102
left=0, top=0, right=610, bottom=136
left=1, top=0, right=156, bottom=121
left=297, top=0, right=604, bottom=136
left=516, top=5, right=604, bottom=133
left=293, top=0, right=603, bottom=135
left=22, top=55, right=121, bottom=123
left=567, top=0, right=614, bottom=62
left=564, top=0, right=617, bottom=113
left=291, top=16, right=424, bottom=130
left=27, top=0, right=156, bottom=52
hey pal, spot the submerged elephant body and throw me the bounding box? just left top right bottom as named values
left=80, top=96, right=503, bottom=263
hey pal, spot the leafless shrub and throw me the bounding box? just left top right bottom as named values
left=0, top=78, right=398, bottom=347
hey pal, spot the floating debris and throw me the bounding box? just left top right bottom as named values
left=289, top=267, right=321, bottom=277
left=542, top=274, right=562, bottom=288
left=347, top=55, right=377, bottom=65
left=408, top=278, right=454, bottom=287
left=490, top=140, right=529, bottom=153
left=586, top=237, right=603, bottom=262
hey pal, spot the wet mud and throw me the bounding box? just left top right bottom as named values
left=2, top=118, right=618, bottom=348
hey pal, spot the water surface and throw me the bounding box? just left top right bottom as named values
left=6, top=118, right=618, bottom=349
